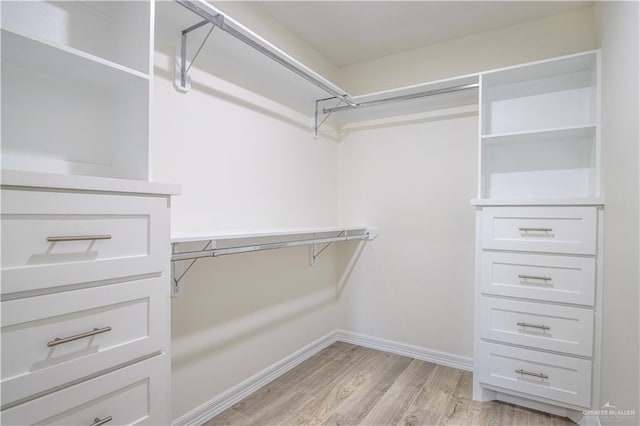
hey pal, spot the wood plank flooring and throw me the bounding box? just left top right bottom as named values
left=203, top=342, right=574, bottom=426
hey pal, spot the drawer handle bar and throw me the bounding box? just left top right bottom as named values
left=91, top=416, right=113, bottom=426
left=47, top=326, right=112, bottom=347
left=47, top=235, right=112, bottom=242
left=517, top=322, right=551, bottom=330
left=518, top=227, right=553, bottom=233
left=515, top=369, right=549, bottom=379
left=518, top=274, right=552, bottom=281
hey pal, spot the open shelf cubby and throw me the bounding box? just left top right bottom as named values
left=1, top=1, right=152, bottom=180
left=479, top=51, right=600, bottom=200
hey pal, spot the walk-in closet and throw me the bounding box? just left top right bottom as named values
left=1, top=1, right=638, bottom=425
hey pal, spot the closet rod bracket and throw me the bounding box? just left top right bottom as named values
left=176, top=17, right=222, bottom=92
left=172, top=240, right=214, bottom=296
left=314, top=97, right=346, bottom=138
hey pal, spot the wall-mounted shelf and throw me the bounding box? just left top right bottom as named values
left=155, top=0, right=479, bottom=137
left=170, top=226, right=378, bottom=296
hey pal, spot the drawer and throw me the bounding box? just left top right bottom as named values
left=478, top=342, right=592, bottom=408
left=481, top=252, right=596, bottom=305
left=1, top=277, right=169, bottom=407
left=1, top=354, right=170, bottom=425
left=481, top=206, right=597, bottom=255
left=1, top=189, right=170, bottom=295
left=480, top=297, right=594, bottom=357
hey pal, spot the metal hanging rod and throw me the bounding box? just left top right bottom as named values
left=175, top=0, right=479, bottom=136
left=322, top=83, right=480, bottom=114
left=170, top=230, right=375, bottom=296
left=172, top=232, right=371, bottom=262
left=176, top=0, right=355, bottom=106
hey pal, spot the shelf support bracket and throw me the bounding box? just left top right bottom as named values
left=176, top=18, right=221, bottom=92
left=314, top=97, right=344, bottom=138
left=310, top=231, right=345, bottom=266
left=171, top=240, right=214, bottom=296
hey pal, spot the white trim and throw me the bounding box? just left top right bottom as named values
left=171, top=331, right=337, bottom=426
left=335, top=330, right=474, bottom=372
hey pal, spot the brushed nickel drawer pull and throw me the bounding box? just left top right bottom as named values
left=47, top=326, right=112, bottom=347
left=518, top=274, right=552, bottom=281
left=91, top=416, right=113, bottom=426
left=515, top=369, right=549, bottom=379
left=47, top=235, right=112, bottom=242
left=518, top=227, right=553, bottom=233
left=517, top=322, right=551, bottom=330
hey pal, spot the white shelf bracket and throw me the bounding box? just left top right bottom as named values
left=175, top=18, right=220, bottom=92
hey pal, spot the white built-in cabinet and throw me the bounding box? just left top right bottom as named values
left=479, top=52, right=599, bottom=200
left=1, top=1, right=152, bottom=180
left=473, top=51, right=603, bottom=420
left=0, top=1, right=178, bottom=424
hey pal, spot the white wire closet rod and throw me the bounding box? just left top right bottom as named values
left=175, top=0, right=479, bottom=116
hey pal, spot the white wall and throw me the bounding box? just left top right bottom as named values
left=333, top=5, right=600, bottom=365
left=595, top=1, right=640, bottom=421
left=339, top=6, right=596, bottom=95
left=151, top=49, right=340, bottom=419
left=337, top=109, right=478, bottom=358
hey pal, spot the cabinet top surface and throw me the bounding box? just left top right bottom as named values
left=470, top=198, right=604, bottom=206
left=1, top=170, right=181, bottom=196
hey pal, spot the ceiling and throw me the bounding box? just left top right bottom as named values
left=254, top=1, right=592, bottom=67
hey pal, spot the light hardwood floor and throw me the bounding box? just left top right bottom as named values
left=204, top=342, right=574, bottom=426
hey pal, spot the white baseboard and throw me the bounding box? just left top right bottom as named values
left=172, top=330, right=337, bottom=426
left=335, top=329, right=474, bottom=372
left=172, top=329, right=473, bottom=425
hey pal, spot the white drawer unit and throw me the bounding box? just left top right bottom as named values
left=0, top=172, right=178, bottom=425
left=478, top=342, right=592, bottom=408
left=479, top=297, right=594, bottom=357
left=474, top=52, right=602, bottom=420
left=1, top=188, right=170, bottom=295
left=1, top=277, right=168, bottom=407
left=473, top=202, right=601, bottom=418
left=481, top=206, right=597, bottom=255
left=1, top=354, right=170, bottom=425
left=481, top=251, right=596, bottom=306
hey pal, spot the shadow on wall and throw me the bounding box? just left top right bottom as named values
left=170, top=238, right=373, bottom=367
left=154, top=52, right=340, bottom=142
left=337, top=239, right=368, bottom=299
left=171, top=284, right=335, bottom=368
left=171, top=246, right=338, bottom=364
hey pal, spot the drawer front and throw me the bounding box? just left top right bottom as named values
left=481, top=252, right=596, bottom=305
left=480, top=297, right=594, bottom=357
left=1, top=277, right=169, bottom=406
left=478, top=342, right=592, bottom=408
left=481, top=207, right=597, bottom=254
left=1, top=189, right=170, bottom=295
left=1, top=354, right=170, bottom=425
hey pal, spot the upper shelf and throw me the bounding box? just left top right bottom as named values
left=155, top=0, right=479, bottom=127
left=2, top=0, right=151, bottom=75
left=172, top=226, right=377, bottom=244
left=1, top=29, right=149, bottom=89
